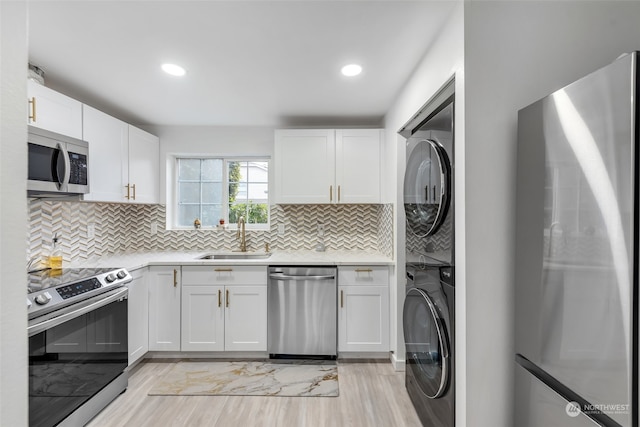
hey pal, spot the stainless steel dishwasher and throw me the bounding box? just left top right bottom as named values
left=268, top=266, right=337, bottom=359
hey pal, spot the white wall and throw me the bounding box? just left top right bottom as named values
left=0, top=1, right=28, bottom=425
left=382, top=0, right=464, bottom=394
left=144, top=125, right=274, bottom=220
left=463, top=1, right=640, bottom=426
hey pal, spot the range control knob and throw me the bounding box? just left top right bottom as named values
left=116, top=270, right=127, bottom=279
left=35, top=292, right=52, bottom=305
left=105, top=273, right=117, bottom=283
left=27, top=298, right=32, bottom=309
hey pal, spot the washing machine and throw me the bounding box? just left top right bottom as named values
left=404, top=262, right=454, bottom=427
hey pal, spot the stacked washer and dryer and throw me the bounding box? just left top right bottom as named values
left=401, top=80, right=455, bottom=427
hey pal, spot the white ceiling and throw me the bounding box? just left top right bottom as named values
left=28, top=1, right=456, bottom=127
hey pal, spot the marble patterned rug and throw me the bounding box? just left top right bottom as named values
left=148, top=360, right=339, bottom=397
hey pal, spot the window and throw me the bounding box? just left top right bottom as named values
left=176, top=158, right=269, bottom=228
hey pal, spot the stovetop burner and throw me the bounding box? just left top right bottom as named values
left=27, top=267, right=132, bottom=320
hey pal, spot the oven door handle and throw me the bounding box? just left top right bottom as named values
left=28, top=287, right=128, bottom=337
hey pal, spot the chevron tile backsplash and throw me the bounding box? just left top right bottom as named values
left=28, top=201, right=394, bottom=263
left=405, top=207, right=453, bottom=254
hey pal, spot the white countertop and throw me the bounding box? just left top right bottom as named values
left=67, top=250, right=394, bottom=271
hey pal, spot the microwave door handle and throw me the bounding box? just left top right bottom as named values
left=56, top=142, right=71, bottom=189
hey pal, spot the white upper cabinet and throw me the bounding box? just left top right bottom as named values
left=27, top=80, right=83, bottom=139
left=274, top=129, right=335, bottom=204
left=128, top=126, right=160, bottom=203
left=82, top=105, right=128, bottom=202
left=335, top=129, right=382, bottom=203
left=83, top=105, right=159, bottom=203
left=274, top=129, right=382, bottom=204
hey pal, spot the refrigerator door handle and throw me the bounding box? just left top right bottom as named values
left=515, top=354, right=622, bottom=427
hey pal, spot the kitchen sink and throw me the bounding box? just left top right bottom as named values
left=197, top=252, right=272, bottom=260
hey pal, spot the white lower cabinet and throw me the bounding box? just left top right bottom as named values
left=181, top=286, right=224, bottom=351
left=181, top=266, right=267, bottom=352
left=338, top=266, right=390, bottom=352
left=127, top=268, right=149, bottom=365
left=148, top=266, right=181, bottom=351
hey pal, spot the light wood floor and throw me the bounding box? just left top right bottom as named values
left=87, top=360, right=422, bottom=427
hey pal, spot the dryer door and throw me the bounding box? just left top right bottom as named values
left=404, top=139, right=451, bottom=238
left=403, top=287, right=450, bottom=399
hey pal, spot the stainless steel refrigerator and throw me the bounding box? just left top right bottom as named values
left=515, top=52, right=637, bottom=427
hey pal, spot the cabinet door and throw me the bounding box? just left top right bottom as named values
left=335, top=129, right=381, bottom=203
left=338, top=285, right=390, bottom=352
left=82, top=105, right=129, bottom=202
left=224, top=285, right=267, bottom=351
left=127, top=268, right=149, bottom=365
left=148, top=266, right=181, bottom=351
left=128, top=126, right=159, bottom=203
left=274, top=129, right=335, bottom=204
left=27, top=80, right=83, bottom=139
left=181, top=286, right=225, bottom=351
left=338, top=265, right=389, bottom=353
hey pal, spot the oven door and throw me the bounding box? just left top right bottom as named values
left=28, top=287, right=128, bottom=427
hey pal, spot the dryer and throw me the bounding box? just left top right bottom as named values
left=404, top=263, right=454, bottom=427
left=403, top=100, right=454, bottom=266
left=401, top=80, right=455, bottom=426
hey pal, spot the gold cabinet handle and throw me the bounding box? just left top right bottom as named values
left=355, top=268, right=373, bottom=273
left=340, top=290, right=344, bottom=308
left=214, top=268, right=233, bottom=272
left=330, top=185, right=333, bottom=202
left=226, top=289, right=229, bottom=308
left=173, top=269, right=177, bottom=287
left=125, top=184, right=130, bottom=200
left=132, top=184, right=136, bottom=200
left=338, top=185, right=341, bottom=202
left=29, top=97, right=37, bottom=122
left=218, top=289, right=222, bottom=308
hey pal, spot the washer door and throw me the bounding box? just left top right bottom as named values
left=404, top=139, right=451, bottom=238
left=403, top=287, right=450, bottom=399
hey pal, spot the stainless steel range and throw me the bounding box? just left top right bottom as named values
left=27, top=267, right=131, bottom=319
left=28, top=267, right=131, bottom=427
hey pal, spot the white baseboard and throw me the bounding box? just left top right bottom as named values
left=144, top=351, right=269, bottom=360
left=391, top=352, right=405, bottom=371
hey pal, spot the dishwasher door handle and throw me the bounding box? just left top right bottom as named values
left=269, top=273, right=335, bottom=281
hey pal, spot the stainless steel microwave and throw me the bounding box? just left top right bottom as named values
left=27, top=126, right=89, bottom=197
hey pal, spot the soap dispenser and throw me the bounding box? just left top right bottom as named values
left=48, top=234, right=62, bottom=269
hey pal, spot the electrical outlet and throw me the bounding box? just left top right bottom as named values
left=317, top=223, right=325, bottom=237
left=87, top=224, right=95, bottom=239
left=277, top=224, right=285, bottom=235
left=150, top=222, right=158, bottom=235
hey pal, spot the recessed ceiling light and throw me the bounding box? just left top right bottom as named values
left=162, top=63, right=186, bottom=77
left=341, top=64, right=362, bottom=77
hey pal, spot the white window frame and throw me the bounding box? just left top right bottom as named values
left=173, top=156, right=270, bottom=230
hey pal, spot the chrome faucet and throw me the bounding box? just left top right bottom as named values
left=236, top=215, right=247, bottom=252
